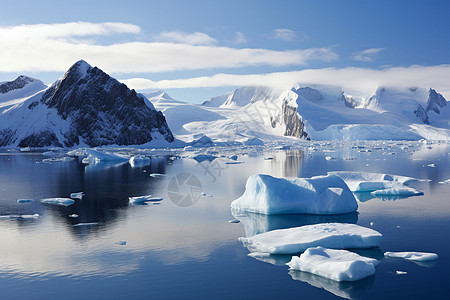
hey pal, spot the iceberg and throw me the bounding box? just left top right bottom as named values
left=231, top=174, right=358, bottom=215
left=328, top=171, right=419, bottom=193
left=384, top=251, right=438, bottom=261
left=129, top=155, right=151, bottom=167
left=192, top=154, right=218, bottom=163
left=83, top=149, right=128, bottom=164
left=287, top=247, right=379, bottom=282
left=239, top=223, right=382, bottom=254
left=243, top=137, right=264, bottom=146
left=41, top=197, right=75, bottom=206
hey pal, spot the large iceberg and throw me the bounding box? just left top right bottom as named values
left=83, top=149, right=128, bottom=164
left=239, top=223, right=382, bottom=254
left=231, top=174, right=358, bottom=215
left=328, top=171, right=419, bottom=193
left=287, top=246, right=379, bottom=282
left=384, top=251, right=438, bottom=261
left=129, top=155, right=151, bottom=167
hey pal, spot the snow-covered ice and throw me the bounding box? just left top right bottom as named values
left=328, top=171, right=419, bottom=193
left=231, top=174, right=358, bottom=215
left=83, top=149, right=128, bottom=164
left=129, top=155, right=151, bottom=167
left=41, top=198, right=75, bottom=206
left=371, top=187, right=423, bottom=197
left=287, top=247, right=379, bottom=282
left=384, top=251, right=438, bottom=261
left=192, top=154, right=218, bottom=162
left=239, top=223, right=382, bottom=254
left=73, top=222, right=99, bottom=227
left=149, top=173, right=165, bottom=178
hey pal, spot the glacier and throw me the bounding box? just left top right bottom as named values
left=239, top=223, right=382, bottom=254
left=231, top=174, right=358, bottom=215
left=287, top=246, right=379, bottom=282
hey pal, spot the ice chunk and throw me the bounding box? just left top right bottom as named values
left=129, top=195, right=163, bottom=204
left=371, top=187, right=423, bottom=197
left=69, top=214, right=79, bottom=218
left=17, top=199, right=34, bottom=204
left=192, top=154, right=218, bottom=162
left=231, top=174, right=358, bottom=215
left=287, top=247, right=379, bottom=282
left=328, top=171, right=418, bottom=193
left=239, top=223, right=382, bottom=254
left=42, top=151, right=57, bottom=157
left=384, top=251, right=438, bottom=261
left=228, top=155, right=238, bottom=161
left=396, top=271, right=407, bottom=275
left=20, top=214, right=40, bottom=219
left=73, top=222, right=99, bottom=227
left=83, top=149, right=128, bottom=164
left=116, top=240, right=127, bottom=245
left=150, top=173, right=165, bottom=178
left=129, top=155, right=151, bottom=167
left=189, top=134, right=214, bottom=147
left=70, top=192, right=84, bottom=199
left=41, top=198, right=75, bottom=206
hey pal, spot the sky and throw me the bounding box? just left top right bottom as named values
left=1, top=0, right=450, bottom=103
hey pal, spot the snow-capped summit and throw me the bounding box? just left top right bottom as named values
left=0, top=75, right=40, bottom=94
left=426, top=88, right=447, bottom=114
left=202, top=86, right=281, bottom=108
left=0, top=75, right=47, bottom=106
left=0, top=60, right=173, bottom=147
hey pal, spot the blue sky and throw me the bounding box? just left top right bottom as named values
left=1, top=0, right=450, bottom=102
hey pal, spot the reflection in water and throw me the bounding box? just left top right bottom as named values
left=232, top=209, right=358, bottom=237
left=289, top=270, right=375, bottom=300
left=270, top=149, right=304, bottom=177
left=247, top=252, right=293, bottom=266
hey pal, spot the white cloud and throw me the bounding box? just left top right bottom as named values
left=155, top=31, right=217, bottom=45
left=353, top=48, right=385, bottom=62
left=233, top=32, right=247, bottom=44
left=272, top=29, right=297, bottom=42
left=0, top=22, right=337, bottom=73
left=121, top=65, right=450, bottom=99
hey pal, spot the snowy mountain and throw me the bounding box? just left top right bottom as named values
left=152, top=84, right=450, bottom=143
left=0, top=75, right=47, bottom=109
left=0, top=60, right=173, bottom=147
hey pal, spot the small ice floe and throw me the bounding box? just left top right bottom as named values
left=183, top=145, right=195, bottom=151
left=73, top=222, right=99, bottom=227
left=20, top=214, right=40, bottom=219
left=287, top=247, right=379, bottom=282
left=129, top=195, right=163, bottom=204
left=228, top=155, right=238, bottom=161
left=426, top=163, right=436, bottom=168
left=264, top=157, right=273, bottom=160
left=20, top=147, right=31, bottom=152
left=328, top=171, right=419, bottom=194
left=396, top=271, right=407, bottom=275
left=42, top=157, right=75, bottom=163
left=384, top=251, right=438, bottom=262
left=17, top=199, right=34, bottom=204
left=438, top=179, right=450, bottom=184
left=231, top=174, right=357, bottom=215
left=325, top=156, right=336, bottom=161
left=201, top=192, right=207, bottom=196
left=228, top=219, right=240, bottom=223
left=225, top=161, right=244, bottom=165
left=42, top=151, right=57, bottom=157
left=370, top=222, right=374, bottom=226
left=129, top=155, right=151, bottom=167
left=69, top=214, right=79, bottom=218
left=116, top=240, right=127, bottom=246
left=239, top=223, right=382, bottom=254
left=70, top=192, right=84, bottom=200
left=150, top=173, right=165, bottom=178
left=41, top=198, right=75, bottom=206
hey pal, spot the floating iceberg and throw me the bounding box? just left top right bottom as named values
left=384, top=251, right=438, bottom=261
left=41, top=198, right=75, bottom=206
left=239, top=223, right=382, bottom=254
left=243, top=137, right=264, bottom=146
left=83, top=149, right=128, bottom=164
left=287, top=247, right=379, bottom=282
left=129, top=195, right=163, bottom=204
left=129, top=155, right=151, bottom=167
left=70, top=192, right=84, bottom=199
left=231, top=174, right=358, bottom=215
left=328, top=171, right=419, bottom=193
left=189, top=134, right=214, bottom=147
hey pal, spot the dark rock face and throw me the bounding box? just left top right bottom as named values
left=25, top=60, right=173, bottom=147
left=0, top=75, right=35, bottom=94
left=426, top=88, right=447, bottom=114
left=414, top=105, right=429, bottom=124
left=282, top=101, right=309, bottom=139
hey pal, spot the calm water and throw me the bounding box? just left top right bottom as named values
left=0, top=141, right=449, bottom=300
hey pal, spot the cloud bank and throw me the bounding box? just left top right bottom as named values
left=0, top=22, right=336, bottom=73
left=121, top=65, right=450, bottom=98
